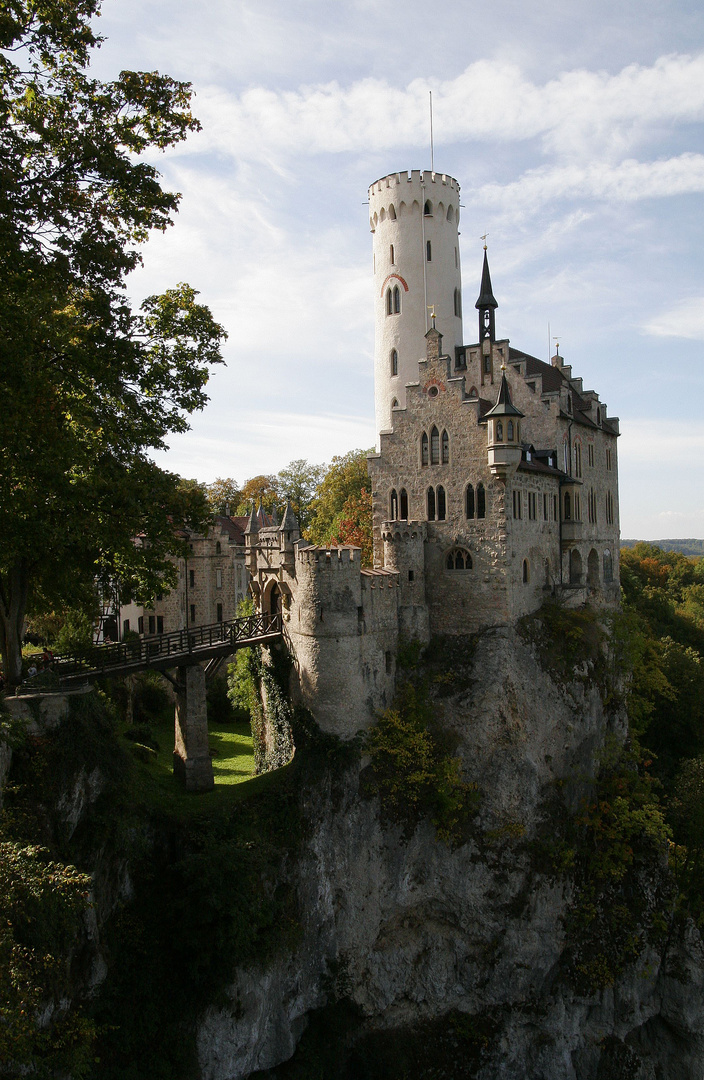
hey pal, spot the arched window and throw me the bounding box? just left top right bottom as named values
left=507, top=420, right=514, bottom=441
left=427, top=487, right=436, bottom=520
left=391, top=348, right=398, bottom=375
left=421, top=431, right=429, bottom=466
left=389, top=204, right=396, bottom=220
left=386, top=288, right=393, bottom=315
left=574, top=443, right=582, bottom=478
left=523, top=559, right=530, bottom=584
left=437, top=485, right=446, bottom=520
left=465, top=483, right=475, bottom=519
left=447, top=206, right=454, bottom=222
left=393, top=286, right=401, bottom=314
left=569, top=548, right=582, bottom=585
left=564, top=492, right=571, bottom=520
left=446, top=548, right=472, bottom=570
left=454, top=288, right=462, bottom=317
left=400, top=489, right=408, bottom=519
left=496, top=420, right=503, bottom=442
left=477, top=482, right=486, bottom=519
left=390, top=244, right=395, bottom=264
left=430, top=426, right=440, bottom=464
left=441, top=430, right=449, bottom=464
left=215, top=541, right=221, bottom=554
left=390, top=489, right=398, bottom=520
left=603, top=549, right=613, bottom=583
left=391, top=398, right=399, bottom=409
left=426, top=240, right=432, bottom=262
left=424, top=200, right=432, bottom=216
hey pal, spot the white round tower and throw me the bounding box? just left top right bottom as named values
left=369, top=170, right=463, bottom=437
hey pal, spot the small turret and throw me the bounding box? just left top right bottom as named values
left=485, top=370, right=524, bottom=478
left=244, top=504, right=259, bottom=537
left=476, top=247, right=498, bottom=354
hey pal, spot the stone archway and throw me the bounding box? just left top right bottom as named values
left=587, top=548, right=599, bottom=588
left=569, top=548, right=582, bottom=585
left=269, top=583, right=282, bottom=617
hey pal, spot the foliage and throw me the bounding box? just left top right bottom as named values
left=0, top=0, right=227, bottom=683
left=204, top=477, right=242, bottom=516
left=307, top=449, right=373, bottom=566
left=236, top=474, right=280, bottom=516
left=561, top=738, right=671, bottom=994
left=365, top=684, right=479, bottom=846
left=276, top=458, right=325, bottom=531
left=519, top=600, right=606, bottom=683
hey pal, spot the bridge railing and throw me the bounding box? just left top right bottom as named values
left=26, top=612, right=282, bottom=685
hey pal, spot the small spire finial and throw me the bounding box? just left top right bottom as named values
left=428, top=304, right=436, bottom=329
left=480, top=232, right=488, bottom=251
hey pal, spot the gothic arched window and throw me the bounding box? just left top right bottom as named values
left=496, top=420, right=503, bottom=442
left=386, top=288, right=393, bottom=315
left=215, top=541, right=221, bottom=554
left=393, top=286, right=401, bottom=314
left=427, top=487, right=436, bottom=520
left=446, top=548, right=472, bottom=571
left=391, top=398, right=399, bottom=409
left=421, top=431, right=429, bottom=466
left=400, top=488, right=408, bottom=519
left=507, top=420, right=514, bottom=441
left=390, top=489, right=398, bottom=521
left=424, top=200, right=432, bottom=216
left=477, top=482, right=486, bottom=519
left=391, top=348, right=398, bottom=375
left=564, top=492, right=571, bottom=521
left=465, top=484, right=475, bottom=519
left=437, top=485, right=446, bottom=520
left=430, top=426, right=440, bottom=465
left=441, top=430, right=449, bottom=464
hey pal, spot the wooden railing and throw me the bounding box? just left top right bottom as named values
left=25, top=612, right=282, bottom=686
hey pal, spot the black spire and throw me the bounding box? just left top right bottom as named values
left=475, top=248, right=498, bottom=347
left=484, top=372, right=523, bottom=419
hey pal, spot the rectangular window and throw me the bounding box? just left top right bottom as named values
left=190, top=604, right=196, bottom=624
left=408, top=570, right=414, bottom=582
left=426, top=240, right=432, bottom=261
left=528, top=492, right=536, bottom=520
left=123, top=619, right=130, bottom=635
left=138, top=615, right=144, bottom=634
left=512, top=490, right=522, bottom=519
left=156, top=592, right=163, bottom=602
left=216, top=603, right=223, bottom=623
left=216, top=568, right=223, bottom=589
left=553, top=495, right=558, bottom=521
left=588, top=444, right=594, bottom=467
left=543, top=493, right=549, bottom=520
left=157, top=616, right=164, bottom=634
left=606, top=448, right=612, bottom=470
left=575, top=493, right=581, bottom=521
left=148, top=615, right=155, bottom=635
left=189, top=569, right=195, bottom=587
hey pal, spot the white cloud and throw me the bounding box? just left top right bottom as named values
left=471, top=154, right=704, bottom=218
left=184, top=52, right=704, bottom=165
left=644, top=298, right=704, bottom=340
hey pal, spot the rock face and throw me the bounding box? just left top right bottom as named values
left=196, top=628, right=704, bottom=1080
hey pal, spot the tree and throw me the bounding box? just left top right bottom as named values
left=307, top=449, right=373, bottom=565
left=0, top=1, right=226, bottom=683
left=205, top=478, right=242, bottom=516
left=236, top=475, right=280, bottom=516
left=276, top=459, right=324, bottom=531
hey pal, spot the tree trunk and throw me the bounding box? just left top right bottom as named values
left=0, top=563, right=29, bottom=687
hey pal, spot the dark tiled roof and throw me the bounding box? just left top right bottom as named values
left=215, top=515, right=247, bottom=544
left=484, top=373, right=524, bottom=418
left=475, top=250, right=498, bottom=309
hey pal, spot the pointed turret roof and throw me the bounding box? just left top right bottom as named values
left=281, top=502, right=299, bottom=533
left=244, top=504, right=259, bottom=534
left=270, top=506, right=280, bottom=527
left=483, top=372, right=524, bottom=418
left=475, top=249, right=498, bottom=310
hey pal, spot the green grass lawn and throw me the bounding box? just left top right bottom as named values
left=123, top=711, right=278, bottom=818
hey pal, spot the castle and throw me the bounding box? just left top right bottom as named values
left=246, top=169, right=621, bottom=738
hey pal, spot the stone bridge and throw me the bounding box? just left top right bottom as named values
left=29, top=613, right=282, bottom=792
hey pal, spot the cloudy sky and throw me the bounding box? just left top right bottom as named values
left=91, top=0, right=703, bottom=539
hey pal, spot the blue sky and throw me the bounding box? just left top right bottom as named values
left=91, top=0, right=703, bottom=539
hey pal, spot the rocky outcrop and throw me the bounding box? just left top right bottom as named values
left=196, top=627, right=704, bottom=1080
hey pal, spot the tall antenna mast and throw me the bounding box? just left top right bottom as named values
left=429, top=90, right=434, bottom=173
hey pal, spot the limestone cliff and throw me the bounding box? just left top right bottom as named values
left=197, top=626, right=704, bottom=1080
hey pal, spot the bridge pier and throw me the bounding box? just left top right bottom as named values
left=173, top=665, right=214, bottom=792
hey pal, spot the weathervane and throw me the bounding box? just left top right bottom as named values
left=480, top=233, right=488, bottom=250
